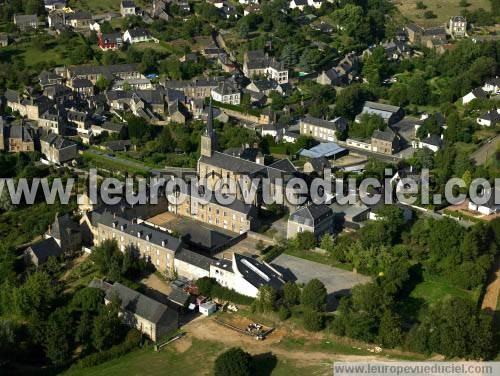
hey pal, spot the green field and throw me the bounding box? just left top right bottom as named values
left=69, top=0, right=150, bottom=13
left=396, top=0, right=491, bottom=27
left=64, top=338, right=330, bottom=376
left=410, top=280, right=474, bottom=303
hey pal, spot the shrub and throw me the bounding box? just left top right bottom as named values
left=301, top=279, right=327, bottom=311
left=278, top=306, right=291, bottom=321
left=424, top=10, right=437, bottom=19
left=214, top=347, right=254, bottom=376
left=196, top=277, right=254, bottom=305
left=303, top=311, right=325, bottom=332
left=416, top=1, right=427, bottom=9
left=73, top=329, right=141, bottom=369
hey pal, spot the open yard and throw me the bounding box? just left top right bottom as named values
left=69, top=0, right=151, bottom=13
left=64, top=310, right=427, bottom=376
left=395, top=0, right=491, bottom=27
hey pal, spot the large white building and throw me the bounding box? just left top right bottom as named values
left=210, top=253, right=285, bottom=298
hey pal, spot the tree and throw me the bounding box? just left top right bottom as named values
left=334, top=85, right=368, bottom=119
left=301, top=279, right=327, bottom=311
left=95, top=75, right=111, bottom=92
left=295, top=231, right=316, bottom=250
left=377, top=310, right=403, bottom=348
left=255, top=285, right=277, bottom=312
left=70, top=287, right=105, bottom=313
left=282, top=281, right=300, bottom=306
left=92, top=293, right=122, bottom=352
left=196, top=277, right=216, bottom=296
left=44, top=308, right=73, bottom=365
left=303, top=310, right=325, bottom=331
left=214, top=347, right=254, bottom=376
left=14, top=271, right=58, bottom=321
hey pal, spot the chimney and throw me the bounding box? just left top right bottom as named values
left=440, top=134, right=444, bottom=140
left=137, top=230, right=142, bottom=238
left=161, top=239, right=167, bottom=247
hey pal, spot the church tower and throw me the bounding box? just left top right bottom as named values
left=200, top=100, right=215, bottom=158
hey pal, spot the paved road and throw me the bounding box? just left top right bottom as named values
left=84, top=149, right=195, bottom=176
left=271, top=253, right=371, bottom=309
left=470, top=134, right=500, bottom=165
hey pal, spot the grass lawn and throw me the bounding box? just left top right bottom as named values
left=81, top=150, right=149, bottom=176
left=410, top=280, right=473, bottom=304
left=284, top=247, right=355, bottom=272
left=70, top=0, right=150, bottom=13
left=396, top=0, right=491, bottom=27
left=63, top=338, right=330, bottom=376
left=0, top=38, right=71, bottom=68
left=398, top=279, right=479, bottom=321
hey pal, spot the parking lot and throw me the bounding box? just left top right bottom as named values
left=271, top=253, right=371, bottom=309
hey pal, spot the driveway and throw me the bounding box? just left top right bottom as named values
left=271, top=253, right=371, bottom=309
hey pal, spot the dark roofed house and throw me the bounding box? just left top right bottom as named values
left=24, top=237, right=62, bottom=266
left=371, top=128, right=400, bottom=155
left=103, top=139, right=132, bottom=152
left=103, top=282, right=179, bottom=342
left=299, top=115, right=347, bottom=142
left=14, top=14, right=38, bottom=30
left=419, top=133, right=443, bottom=152
left=40, top=133, right=78, bottom=164
left=358, top=101, right=404, bottom=125
left=287, top=203, right=334, bottom=240
left=121, top=0, right=137, bottom=17
left=477, top=110, right=500, bottom=127
left=46, top=213, right=82, bottom=252
left=123, top=28, right=152, bottom=44
left=0, top=33, right=9, bottom=47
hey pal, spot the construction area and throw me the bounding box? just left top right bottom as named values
left=214, top=315, right=274, bottom=341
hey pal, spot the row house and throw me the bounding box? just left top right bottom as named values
left=90, top=210, right=183, bottom=273
left=299, top=115, right=347, bottom=142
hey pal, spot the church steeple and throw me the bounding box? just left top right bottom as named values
left=201, top=100, right=215, bottom=157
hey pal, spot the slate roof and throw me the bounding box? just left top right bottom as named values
left=485, top=77, right=500, bottom=86
left=121, top=0, right=136, bottom=8
left=126, top=28, right=151, bottom=39
left=168, top=287, right=190, bottom=307
left=289, top=203, right=333, bottom=226
left=92, top=211, right=183, bottom=252
left=478, top=110, right=500, bottom=123
left=100, top=121, right=125, bottom=133
left=372, top=128, right=396, bottom=142
left=14, top=14, right=38, bottom=27
left=233, top=253, right=284, bottom=290
left=72, top=78, right=93, bottom=88
left=9, top=125, right=33, bottom=142
left=47, top=213, right=79, bottom=240
left=69, top=64, right=139, bottom=78
left=175, top=248, right=213, bottom=271
left=106, top=282, right=178, bottom=325
left=302, top=115, right=346, bottom=131
left=41, top=133, right=76, bottom=150
left=26, top=237, right=62, bottom=264
left=421, top=134, right=442, bottom=148
left=268, top=158, right=297, bottom=173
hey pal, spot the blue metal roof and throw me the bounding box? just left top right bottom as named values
left=299, top=142, right=346, bottom=158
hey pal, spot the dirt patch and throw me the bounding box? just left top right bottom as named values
left=482, top=257, right=500, bottom=313
left=140, top=273, right=171, bottom=296
left=61, top=253, right=89, bottom=281
left=173, top=336, right=193, bottom=353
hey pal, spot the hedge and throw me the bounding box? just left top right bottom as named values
left=71, top=329, right=142, bottom=369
